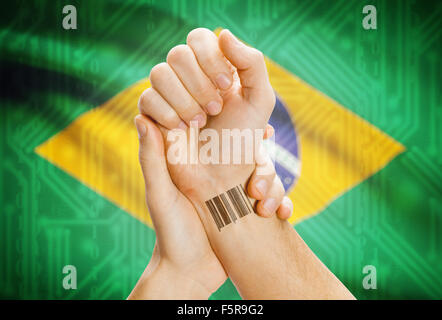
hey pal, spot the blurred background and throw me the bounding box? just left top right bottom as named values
left=0, top=0, right=440, bottom=299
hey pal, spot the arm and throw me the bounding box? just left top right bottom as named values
left=137, top=28, right=355, bottom=299
left=192, top=30, right=355, bottom=299
left=195, top=199, right=354, bottom=299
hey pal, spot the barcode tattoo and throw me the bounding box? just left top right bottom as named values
left=205, top=185, right=254, bottom=231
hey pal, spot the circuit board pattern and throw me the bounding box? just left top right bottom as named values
left=0, top=0, right=440, bottom=299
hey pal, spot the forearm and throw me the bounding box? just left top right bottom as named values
left=194, top=197, right=355, bottom=300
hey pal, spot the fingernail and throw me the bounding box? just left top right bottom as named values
left=255, top=179, right=268, bottom=197
left=191, top=113, right=206, bottom=128
left=134, top=117, right=147, bottom=138
left=263, top=198, right=277, bottom=214
left=215, top=73, right=231, bottom=90
left=206, top=101, right=222, bottom=115
left=178, top=121, right=187, bottom=130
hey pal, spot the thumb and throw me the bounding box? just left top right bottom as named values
left=218, top=29, right=273, bottom=105
left=134, top=114, right=179, bottom=221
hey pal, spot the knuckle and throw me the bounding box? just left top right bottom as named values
left=250, top=48, right=264, bottom=61
left=167, top=44, right=192, bottom=64
left=187, top=27, right=212, bottom=44
left=252, top=48, right=264, bottom=61
left=138, top=89, right=153, bottom=111
left=149, top=62, right=169, bottom=83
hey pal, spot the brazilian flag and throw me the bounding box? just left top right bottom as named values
left=1, top=0, right=441, bottom=299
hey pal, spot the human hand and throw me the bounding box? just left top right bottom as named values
left=128, top=117, right=293, bottom=299
left=133, top=28, right=355, bottom=300
left=132, top=28, right=354, bottom=300
left=139, top=28, right=275, bottom=206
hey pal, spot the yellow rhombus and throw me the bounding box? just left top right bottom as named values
left=36, top=46, right=404, bottom=227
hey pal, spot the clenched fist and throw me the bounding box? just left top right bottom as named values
left=138, top=28, right=278, bottom=211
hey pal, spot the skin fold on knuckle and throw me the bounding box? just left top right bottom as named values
left=149, top=62, right=169, bottom=86
left=250, top=48, right=264, bottom=63
left=186, top=28, right=214, bottom=47
left=166, top=44, right=193, bottom=66
left=138, top=89, right=154, bottom=114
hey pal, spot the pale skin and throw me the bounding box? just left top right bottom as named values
left=128, top=121, right=291, bottom=299
left=129, top=28, right=355, bottom=299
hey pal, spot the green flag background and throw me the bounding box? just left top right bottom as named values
left=0, top=0, right=440, bottom=299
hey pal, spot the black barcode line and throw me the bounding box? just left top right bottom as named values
left=220, top=193, right=237, bottom=223
left=206, top=199, right=223, bottom=231
left=226, top=189, right=240, bottom=218
left=210, top=198, right=226, bottom=230
left=236, top=185, right=250, bottom=217
left=229, top=186, right=250, bottom=218
left=212, top=196, right=231, bottom=226
left=206, top=184, right=254, bottom=231
left=239, top=185, right=254, bottom=214
left=227, top=188, right=246, bottom=218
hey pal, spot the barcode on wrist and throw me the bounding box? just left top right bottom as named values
left=205, top=184, right=254, bottom=231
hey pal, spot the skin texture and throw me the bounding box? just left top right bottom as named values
left=131, top=28, right=355, bottom=300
